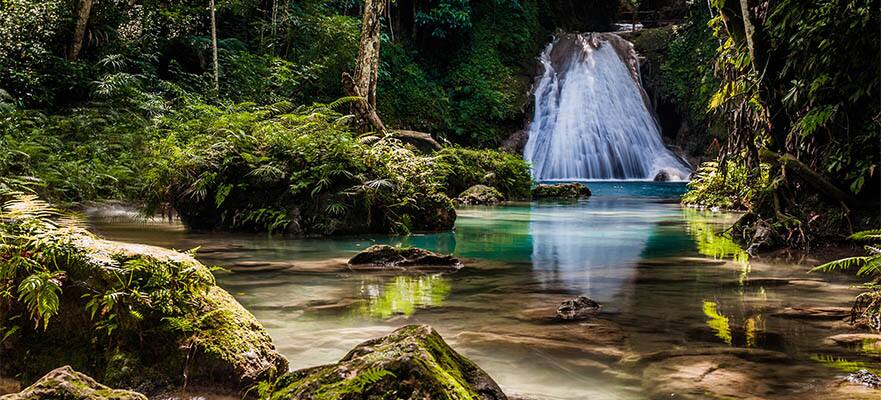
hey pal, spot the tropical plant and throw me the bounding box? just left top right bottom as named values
left=812, top=229, right=881, bottom=330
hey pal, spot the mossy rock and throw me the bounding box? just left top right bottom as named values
left=263, top=325, right=507, bottom=400
left=456, top=185, right=505, bottom=206
left=0, top=366, right=147, bottom=400
left=1, top=231, right=287, bottom=394
left=531, top=183, right=592, bottom=199
left=348, top=245, right=462, bottom=272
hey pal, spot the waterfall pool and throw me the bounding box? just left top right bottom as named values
left=90, top=182, right=877, bottom=399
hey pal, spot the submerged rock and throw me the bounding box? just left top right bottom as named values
left=348, top=245, right=463, bottom=272
left=0, top=366, right=147, bottom=400
left=457, top=185, right=505, bottom=206
left=265, top=325, right=507, bottom=400
left=846, top=370, right=881, bottom=388
left=531, top=183, right=591, bottom=199
left=556, top=296, right=601, bottom=321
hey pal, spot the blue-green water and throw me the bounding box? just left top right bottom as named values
left=91, top=183, right=876, bottom=399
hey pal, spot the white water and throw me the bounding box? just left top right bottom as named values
left=524, top=33, right=690, bottom=181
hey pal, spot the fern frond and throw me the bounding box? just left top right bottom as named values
left=812, top=256, right=872, bottom=273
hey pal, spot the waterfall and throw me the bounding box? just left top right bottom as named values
left=523, top=33, right=691, bottom=181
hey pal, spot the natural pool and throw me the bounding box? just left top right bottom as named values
left=90, top=182, right=878, bottom=399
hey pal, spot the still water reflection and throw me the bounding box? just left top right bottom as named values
left=90, top=182, right=876, bottom=399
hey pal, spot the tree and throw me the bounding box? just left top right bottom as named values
left=210, top=0, right=219, bottom=93
left=69, top=0, right=94, bottom=61
left=343, top=0, right=387, bottom=133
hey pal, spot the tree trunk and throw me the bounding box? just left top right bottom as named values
left=210, top=0, right=219, bottom=94
left=353, top=0, right=385, bottom=110
left=69, top=0, right=95, bottom=61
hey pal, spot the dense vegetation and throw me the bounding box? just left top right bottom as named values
left=678, top=0, right=880, bottom=250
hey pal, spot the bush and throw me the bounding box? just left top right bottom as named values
left=143, top=101, right=456, bottom=235
left=681, top=160, right=767, bottom=210
left=0, top=108, right=148, bottom=204
left=434, top=147, right=531, bottom=200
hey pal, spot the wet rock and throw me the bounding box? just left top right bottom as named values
left=531, top=183, right=591, bottom=199
left=0, top=366, right=147, bottom=400
left=653, top=170, right=670, bottom=181
left=824, top=333, right=881, bottom=346
left=457, top=185, right=505, bottom=206
left=641, top=354, right=785, bottom=399
left=556, top=296, right=601, bottom=321
left=774, top=306, right=850, bottom=320
left=846, top=369, right=881, bottom=388
left=267, top=325, right=507, bottom=400
left=348, top=245, right=463, bottom=272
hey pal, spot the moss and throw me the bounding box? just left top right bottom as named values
left=260, top=325, right=505, bottom=400
left=1, top=204, right=287, bottom=394
left=2, top=366, right=148, bottom=400
left=456, top=185, right=504, bottom=206
left=531, top=183, right=591, bottom=199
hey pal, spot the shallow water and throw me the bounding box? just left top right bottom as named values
left=91, top=182, right=878, bottom=399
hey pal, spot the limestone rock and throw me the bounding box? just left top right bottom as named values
left=265, top=325, right=507, bottom=400
left=348, top=245, right=463, bottom=272
left=531, top=183, right=591, bottom=199
left=457, top=185, right=505, bottom=206
left=0, top=366, right=147, bottom=400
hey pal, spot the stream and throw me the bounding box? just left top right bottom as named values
left=90, top=182, right=877, bottom=399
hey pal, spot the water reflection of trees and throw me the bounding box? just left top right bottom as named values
left=356, top=275, right=451, bottom=318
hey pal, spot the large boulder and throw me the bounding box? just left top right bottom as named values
left=531, top=183, right=591, bottom=199
left=457, top=185, right=505, bottom=206
left=348, top=245, right=462, bottom=272
left=263, top=325, right=507, bottom=400
left=0, top=213, right=287, bottom=394
left=0, top=366, right=147, bottom=400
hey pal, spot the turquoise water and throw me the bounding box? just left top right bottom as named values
left=90, top=182, right=876, bottom=399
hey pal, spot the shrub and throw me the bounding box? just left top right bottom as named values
left=434, top=147, right=531, bottom=200
left=143, top=101, right=455, bottom=235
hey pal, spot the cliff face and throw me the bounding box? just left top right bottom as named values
left=621, top=27, right=712, bottom=168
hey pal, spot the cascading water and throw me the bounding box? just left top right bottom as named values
left=524, top=33, right=691, bottom=181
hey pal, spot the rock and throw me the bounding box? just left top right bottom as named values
left=653, top=170, right=670, bottom=181
left=404, top=192, right=457, bottom=232
left=457, top=185, right=505, bottom=206
left=824, top=333, right=881, bottom=346
left=392, top=130, right=443, bottom=153
left=642, top=354, right=784, bottom=399
left=1, top=231, right=287, bottom=394
left=531, top=183, right=591, bottom=199
left=774, top=306, right=850, bottom=320
left=846, top=370, right=881, bottom=388
left=266, top=325, right=507, bottom=400
left=556, top=296, right=601, bottom=321
left=348, top=245, right=463, bottom=272
left=0, top=366, right=147, bottom=400
left=500, top=129, right=528, bottom=154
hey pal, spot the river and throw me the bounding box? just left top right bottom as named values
left=89, top=182, right=876, bottom=399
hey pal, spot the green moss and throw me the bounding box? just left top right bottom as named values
left=259, top=325, right=504, bottom=400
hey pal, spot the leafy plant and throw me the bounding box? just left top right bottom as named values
left=812, top=229, right=881, bottom=330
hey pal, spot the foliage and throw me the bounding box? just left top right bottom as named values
left=0, top=193, right=214, bottom=333
left=682, top=160, right=767, bottom=210
left=684, top=0, right=880, bottom=249
left=143, top=101, right=455, bottom=234
left=812, top=229, right=881, bottom=330
left=0, top=108, right=149, bottom=205
left=433, top=147, right=532, bottom=200
left=659, top=4, right=719, bottom=141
